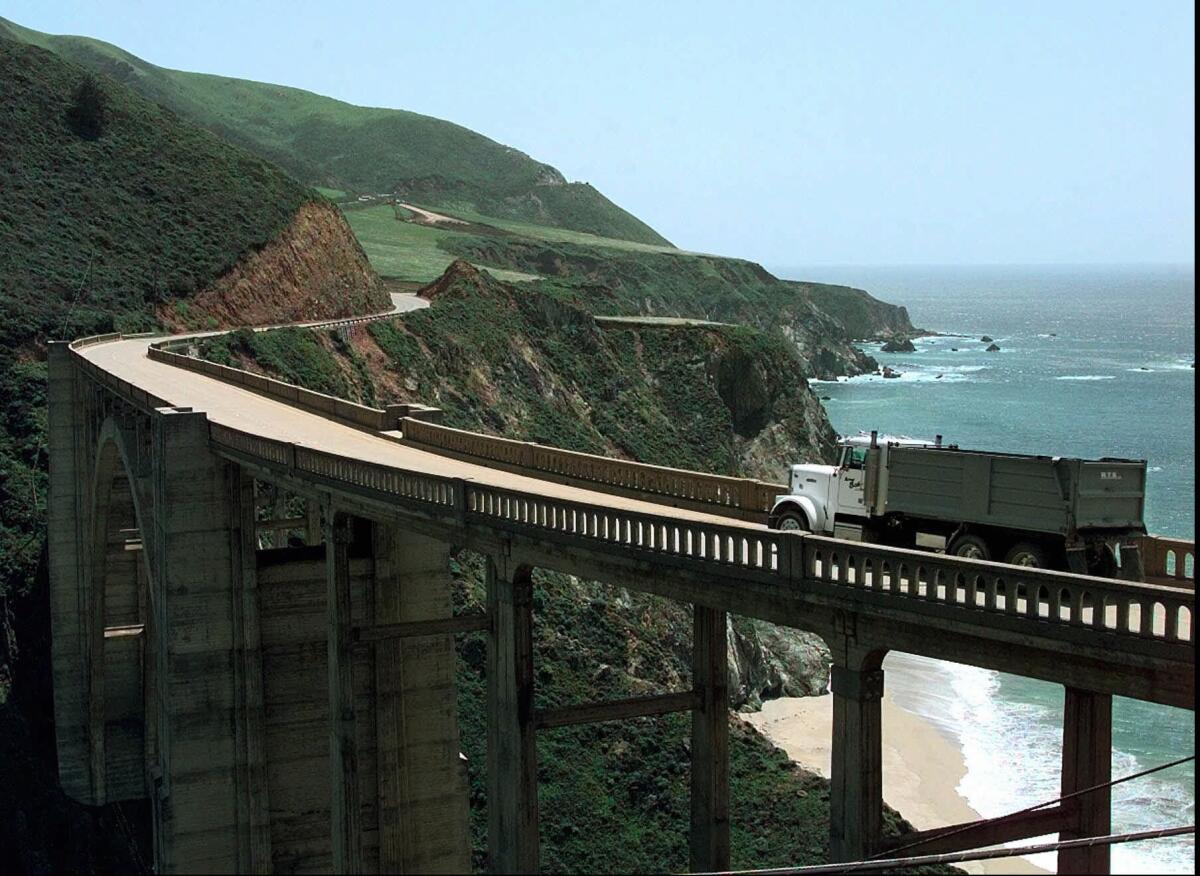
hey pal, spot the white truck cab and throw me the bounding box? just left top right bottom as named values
left=771, top=432, right=937, bottom=539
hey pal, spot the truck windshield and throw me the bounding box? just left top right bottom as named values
left=842, top=446, right=868, bottom=470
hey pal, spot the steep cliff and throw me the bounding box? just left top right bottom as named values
left=201, top=260, right=838, bottom=477
left=437, top=236, right=908, bottom=379
left=791, top=280, right=918, bottom=340
left=156, top=200, right=388, bottom=331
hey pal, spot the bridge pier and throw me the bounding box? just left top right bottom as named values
left=1059, top=687, right=1112, bottom=875
left=47, top=342, right=95, bottom=803
left=486, top=557, right=539, bottom=874
left=828, top=648, right=885, bottom=863
left=151, top=408, right=244, bottom=873
left=325, top=512, right=362, bottom=874
left=231, top=470, right=273, bottom=873
left=690, top=605, right=730, bottom=873
left=370, top=523, right=471, bottom=873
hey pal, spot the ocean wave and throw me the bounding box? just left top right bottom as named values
left=886, top=656, right=1195, bottom=874
left=1056, top=374, right=1116, bottom=381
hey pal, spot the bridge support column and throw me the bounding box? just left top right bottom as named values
left=1058, top=688, right=1112, bottom=875
left=690, top=605, right=730, bottom=873
left=152, top=408, right=242, bottom=873
left=486, top=558, right=538, bottom=874
left=46, top=343, right=93, bottom=802
left=372, top=524, right=471, bottom=873
left=828, top=657, right=885, bottom=863
left=325, top=512, right=362, bottom=874
left=231, top=470, right=272, bottom=873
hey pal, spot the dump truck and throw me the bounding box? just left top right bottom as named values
left=769, top=432, right=1148, bottom=578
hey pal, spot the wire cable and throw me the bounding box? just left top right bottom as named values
left=871, top=752, right=1195, bottom=860
left=698, top=824, right=1195, bottom=875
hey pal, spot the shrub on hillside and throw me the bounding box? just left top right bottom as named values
left=65, top=74, right=106, bottom=140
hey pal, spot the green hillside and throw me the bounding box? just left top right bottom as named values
left=0, top=16, right=672, bottom=247
left=0, top=37, right=385, bottom=871
left=0, top=40, right=320, bottom=346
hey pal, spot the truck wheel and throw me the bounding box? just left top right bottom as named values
left=1004, top=542, right=1048, bottom=568
left=948, top=533, right=990, bottom=561
left=775, top=510, right=810, bottom=532
left=1087, top=544, right=1120, bottom=579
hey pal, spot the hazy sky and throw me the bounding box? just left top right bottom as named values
left=7, top=1, right=1195, bottom=265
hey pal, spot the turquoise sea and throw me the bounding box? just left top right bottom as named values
left=776, top=264, right=1196, bottom=874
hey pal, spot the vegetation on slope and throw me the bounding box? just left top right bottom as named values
left=0, top=36, right=384, bottom=873
left=196, top=263, right=943, bottom=871
left=450, top=554, right=928, bottom=873
left=440, top=235, right=903, bottom=378
left=0, top=41, right=314, bottom=346
left=338, top=203, right=913, bottom=379
left=0, top=16, right=671, bottom=247
left=201, top=260, right=838, bottom=479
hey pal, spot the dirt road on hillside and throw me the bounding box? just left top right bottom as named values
left=399, top=203, right=466, bottom=226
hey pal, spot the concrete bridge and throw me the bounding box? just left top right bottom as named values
left=47, top=313, right=1194, bottom=874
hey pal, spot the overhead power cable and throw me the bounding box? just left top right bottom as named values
left=872, top=752, right=1195, bottom=860
left=697, top=825, right=1195, bottom=875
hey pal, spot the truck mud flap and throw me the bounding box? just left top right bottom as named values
left=1117, top=542, right=1145, bottom=582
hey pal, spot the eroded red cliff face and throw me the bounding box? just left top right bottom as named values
left=158, top=200, right=388, bottom=330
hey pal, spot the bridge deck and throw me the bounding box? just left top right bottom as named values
left=81, top=336, right=757, bottom=530
left=77, top=334, right=1194, bottom=709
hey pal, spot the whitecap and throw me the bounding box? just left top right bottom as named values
left=886, top=655, right=1196, bottom=874
left=1056, top=375, right=1116, bottom=381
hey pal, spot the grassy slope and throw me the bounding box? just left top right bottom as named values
left=341, top=204, right=914, bottom=368
left=0, top=41, right=313, bottom=346
left=0, top=35, right=324, bottom=598
left=0, top=16, right=671, bottom=247
left=0, top=37, right=377, bottom=872
left=343, top=205, right=538, bottom=283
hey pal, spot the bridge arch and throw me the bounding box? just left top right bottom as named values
left=85, top=417, right=158, bottom=860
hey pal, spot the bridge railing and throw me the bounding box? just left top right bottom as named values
left=803, top=536, right=1194, bottom=644
left=1138, top=534, right=1195, bottom=589
left=69, top=333, right=171, bottom=411
left=209, top=423, right=460, bottom=519
left=226, top=409, right=1190, bottom=651
left=402, top=417, right=784, bottom=523
left=78, top=328, right=787, bottom=523
left=148, top=343, right=404, bottom=432
left=463, top=480, right=1191, bottom=649
left=72, top=336, right=1195, bottom=657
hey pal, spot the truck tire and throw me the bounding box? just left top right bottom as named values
left=1087, top=544, right=1120, bottom=579
left=1004, top=541, right=1049, bottom=568
left=775, top=510, right=811, bottom=532
left=948, top=533, right=991, bottom=561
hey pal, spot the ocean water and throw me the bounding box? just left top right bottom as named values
left=775, top=264, right=1196, bottom=874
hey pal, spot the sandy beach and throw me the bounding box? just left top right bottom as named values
left=745, top=671, right=1050, bottom=876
